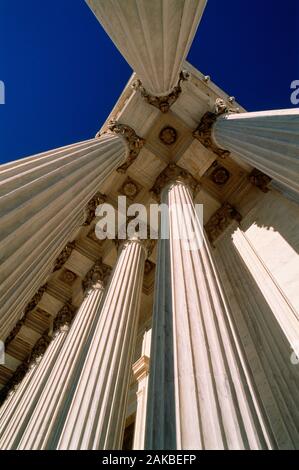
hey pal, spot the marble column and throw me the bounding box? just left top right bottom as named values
left=86, top=0, right=207, bottom=96
left=132, top=328, right=151, bottom=450
left=146, top=165, right=274, bottom=450
left=230, top=227, right=299, bottom=369
left=0, top=123, right=143, bottom=343
left=212, top=108, right=299, bottom=196
left=0, top=135, right=122, bottom=342
left=57, top=237, right=148, bottom=450
left=214, top=224, right=299, bottom=449
left=16, top=261, right=111, bottom=450
left=0, top=303, right=75, bottom=449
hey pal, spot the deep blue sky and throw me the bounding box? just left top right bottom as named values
left=0, top=0, right=298, bottom=164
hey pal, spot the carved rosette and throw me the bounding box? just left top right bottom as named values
left=83, top=192, right=107, bottom=226
left=132, top=70, right=190, bottom=113
left=5, top=284, right=47, bottom=347
left=53, top=303, right=77, bottom=334
left=249, top=168, right=272, bottom=193
left=205, top=202, right=242, bottom=243
left=82, top=260, right=112, bottom=294
left=53, top=241, right=76, bottom=272
left=98, top=120, right=145, bottom=174
left=193, top=98, right=239, bottom=158
left=151, top=163, right=201, bottom=201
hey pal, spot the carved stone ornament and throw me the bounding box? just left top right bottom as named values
left=205, top=202, right=242, bottom=243
left=99, top=120, right=145, bottom=174
left=151, top=163, right=201, bottom=200
left=53, top=302, right=77, bottom=333
left=159, top=126, right=177, bottom=145
left=249, top=168, right=272, bottom=193
left=114, top=227, right=156, bottom=259
left=5, top=284, right=47, bottom=347
left=210, top=165, right=230, bottom=185
left=83, top=192, right=107, bottom=226
left=0, top=332, right=52, bottom=404
left=193, top=98, right=240, bottom=158
left=132, top=70, right=190, bottom=113
left=82, top=260, right=112, bottom=293
left=53, top=241, right=76, bottom=272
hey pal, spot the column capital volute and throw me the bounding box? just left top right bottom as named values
left=150, top=163, right=201, bottom=201
left=132, top=355, right=150, bottom=382
left=114, top=236, right=155, bottom=259
left=82, top=192, right=107, bottom=227
left=52, top=302, right=77, bottom=335
left=193, top=98, right=240, bottom=159
left=97, top=120, right=145, bottom=173
left=131, top=69, right=190, bottom=113
left=82, top=259, right=112, bottom=294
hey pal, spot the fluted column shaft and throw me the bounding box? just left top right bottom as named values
left=16, top=266, right=109, bottom=450
left=86, top=0, right=207, bottom=95
left=213, top=108, right=299, bottom=196
left=145, top=180, right=273, bottom=450
left=0, top=134, right=127, bottom=341
left=132, top=328, right=151, bottom=450
left=58, top=238, right=146, bottom=450
left=0, top=328, right=67, bottom=449
left=214, top=225, right=299, bottom=449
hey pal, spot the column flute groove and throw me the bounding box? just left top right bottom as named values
left=57, top=237, right=149, bottom=450
left=146, top=164, right=274, bottom=450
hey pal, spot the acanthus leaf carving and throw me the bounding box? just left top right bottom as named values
left=205, top=202, right=242, bottom=243
left=249, top=168, right=272, bottom=193
left=83, top=192, right=107, bottom=226
left=193, top=98, right=240, bottom=158
left=132, top=70, right=190, bottom=113
left=53, top=241, right=76, bottom=272
left=82, top=260, right=112, bottom=293
left=150, top=163, right=201, bottom=200
left=99, top=120, right=145, bottom=174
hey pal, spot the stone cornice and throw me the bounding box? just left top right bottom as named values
left=205, top=202, right=242, bottom=243
left=0, top=332, right=51, bottom=404
left=132, top=70, right=190, bottom=113
left=82, top=260, right=112, bottom=293
left=150, top=163, right=201, bottom=200
left=98, top=120, right=145, bottom=173
left=5, top=284, right=47, bottom=347
left=132, top=355, right=150, bottom=382
left=193, top=98, right=239, bottom=158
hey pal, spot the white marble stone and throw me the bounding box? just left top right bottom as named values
left=214, top=223, right=299, bottom=449
left=17, top=280, right=107, bottom=450
left=213, top=108, right=299, bottom=195
left=132, top=328, right=151, bottom=450
left=57, top=238, right=146, bottom=450
left=0, top=135, right=127, bottom=342
left=145, top=180, right=273, bottom=450
left=0, top=332, right=66, bottom=449
left=86, top=0, right=207, bottom=95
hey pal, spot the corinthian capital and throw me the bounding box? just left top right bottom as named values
left=53, top=303, right=77, bottom=334
left=83, top=192, right=107, bottom=226
left=99, top=120, right=145, bottom=173
left=82, top=260, right=112, bottom=293
left=132, top=70, right=190, bottom=113
left=150, top=163, right=201, bottom=200
left=193, top=98, right=240, bottom=158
